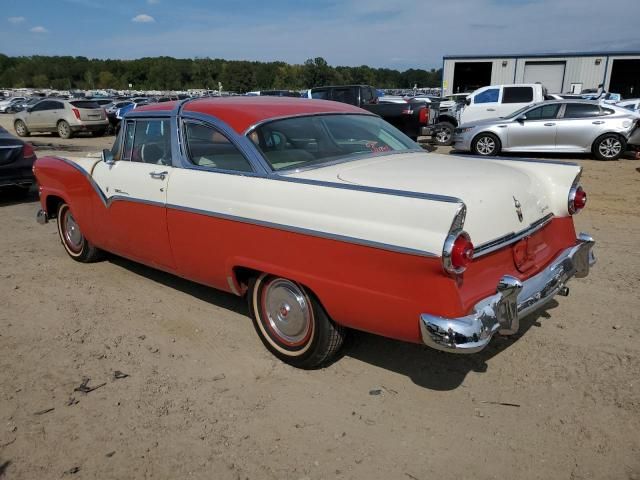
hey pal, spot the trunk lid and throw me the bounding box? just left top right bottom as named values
left=286, top=152, right=554, bottom=246
left=0, top=138, right=24, bottom=166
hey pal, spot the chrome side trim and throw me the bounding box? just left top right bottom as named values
left=473, top=213, right=554, bottom=257
left=462, top=153, right=580, bottom=167
left=166, top=203, right=439, bottom=258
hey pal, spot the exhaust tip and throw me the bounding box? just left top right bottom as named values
left=558, top=286, right=570, bottom=297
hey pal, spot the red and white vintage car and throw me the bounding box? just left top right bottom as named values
left=34, top=97, right=595, bottom=368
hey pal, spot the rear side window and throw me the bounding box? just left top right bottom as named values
left=331, top=88, right=357, bottom=105
left=70, top=101, right=100, bottom=109
left=474, top=88, right=499, bottom=104
left=502, top=87, right=534, bottom=104
left=563, top=103, right=601, bottom=118
left=185, top=123, right=253, bottom=172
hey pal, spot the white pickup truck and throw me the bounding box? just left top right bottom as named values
left=459, top=84, right=546, bottom=124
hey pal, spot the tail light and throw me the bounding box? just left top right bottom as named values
left=444, top=231, right=474, bottom=274
left=72, top=108, right=81, bottom=120
left=102, top=108, right=107, bottom=119
left=419, top=107, right=429, bottom=124
left=568, top=185, right=587, bottom=214
left=23, top=142, right=35, bottom=158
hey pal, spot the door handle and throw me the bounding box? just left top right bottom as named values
left=544, top=123, right=556, bottom=126
left=113, top=188, right=129, bottom=195
left=149, top=171, right=168, bottom=180
left=592, top=121, right=604, bottom=125
left=486, top=108, right=496, bottom=111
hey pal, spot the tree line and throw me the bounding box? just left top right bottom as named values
left=0, top=54, right=442, bottom=92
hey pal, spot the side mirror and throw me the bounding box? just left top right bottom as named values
left=26, top=107, right=33, bottom=113
left=102, top=149, right=115, bottom=165
left=464, top=97, right=471, bottom=106
left=518, top=115, right=527, bottom=122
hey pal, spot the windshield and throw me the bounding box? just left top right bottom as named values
left=503, top=104, right=537, bottom=119
left=248, top=114, right=419, bottom=171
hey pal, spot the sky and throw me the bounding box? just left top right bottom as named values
left=1, top=0, right=639, bottom=70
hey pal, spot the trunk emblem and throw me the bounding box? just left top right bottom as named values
left=513, top=196, right=524, bottom=222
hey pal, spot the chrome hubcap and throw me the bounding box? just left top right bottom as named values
left=59, top=123, right=69, bottom=136
left=599, top=137, right=622, bottom=158
left=477, top=137, right=495, bottom=155
left=263, top=279, right=311, bottom=344
left=64, top=210, right=82, bottom=251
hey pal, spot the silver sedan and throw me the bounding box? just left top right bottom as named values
left=453, top=100, right=640, bottom=160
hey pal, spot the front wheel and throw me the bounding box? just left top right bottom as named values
left=248, top=274, right=345, bottom=369
left=434, top=122, right=455, bottom=146
left=56, top=203, right=103, bottom=262
left=472, top=132, right=501, bottom=156
left=14, top=120, right=30, bottom=137
left=593, top=134, right=625, bottom=161
left=57, top=120, right=73, bottom=139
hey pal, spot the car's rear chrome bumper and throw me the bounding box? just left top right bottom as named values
left=420, top=233, right=596, bottom=353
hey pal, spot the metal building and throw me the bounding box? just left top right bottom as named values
left=442, top=52, right=640, bottom=98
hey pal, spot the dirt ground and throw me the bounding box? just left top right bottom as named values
left=0, top=114, right=639, bottom=480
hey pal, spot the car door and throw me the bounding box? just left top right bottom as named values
left=462, top=87, right=501, bottom=123
left=24, top=100, right=50, bottom=129
left=554, top=103, right=604, bottom=151
left=505, top=103, right=561, bottom=151
left=41, top=100, right=66, bottom=130
left=497, top=86, right=535, bottom=118
left=91, top=117, right=175, bottom=270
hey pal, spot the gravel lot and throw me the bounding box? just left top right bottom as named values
left=1, top=114, right=639, bottom=480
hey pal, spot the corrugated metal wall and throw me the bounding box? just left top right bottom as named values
left=443, top=54, right=640, bottom=95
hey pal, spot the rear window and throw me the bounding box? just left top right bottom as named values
left=310, top=90, right=329, bottom=100
left=70, top=101, right=101, bottom=109
left=502, top=87, right=534, bottom=104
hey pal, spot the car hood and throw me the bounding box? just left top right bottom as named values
left=458, top=117, right=513, bottom=129
left=286, top=152, right=556, bottom=246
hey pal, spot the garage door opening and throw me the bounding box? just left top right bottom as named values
left=609, top=59, right=640, bottom=99
left=523, top=61, right=566, bottom=93
left=453, top=62, right=492, bottom=94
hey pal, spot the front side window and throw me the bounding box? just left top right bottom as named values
left=121, top=119, right=171, bottom=164
left=249, top=114, right=417, bottom=172
left=524, top=104, right=560, bottom=120
left=502, top=87, right=534, bottom=104
left=185, top=123, right=253, bottom=172
left=563, top=103, right=601, bottom=119
left=474, top=88, right=499, bottom=104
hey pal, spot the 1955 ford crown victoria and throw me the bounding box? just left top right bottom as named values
left=34, top=97, right=595, bottom=368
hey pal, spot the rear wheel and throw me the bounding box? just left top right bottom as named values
left=593, top=134, right=625, bottom=160
left=434, top=122, right=455, bottom=146
left=57, top=120, right=73, bottom=139
left=472, top=132, right=501, bottom=156
left=14, top=120, right=30, bottom=137
left=248, top=274, right=345, bottom=369
left=56, top=203, right=103, bottom=262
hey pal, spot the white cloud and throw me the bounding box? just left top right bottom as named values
left=132, top=14, right=155, bottom=23
left=8, top=16, right=25, bottom=24
left=30, top=26, right=48, bottom=33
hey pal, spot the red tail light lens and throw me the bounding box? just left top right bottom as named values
left=419, top=107, right=429, bottom=124
left=72, top=108, right=81, bottom=120
left=568, top=185, right=587, bottom=214
left=22, top=142, right=35, bottom=158
left=444, top=231, right=474, bottom=274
